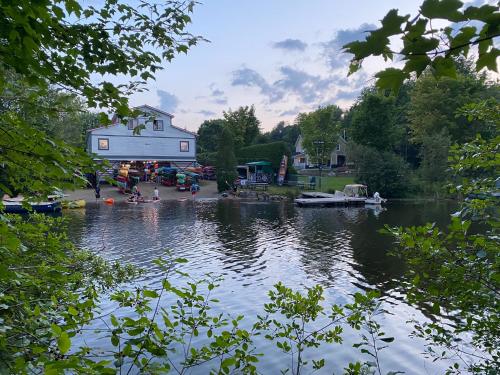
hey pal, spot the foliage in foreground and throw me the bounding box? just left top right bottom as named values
left=1, top=242, right=395, bottom=374
left=386, top=101, right=499, bottom=373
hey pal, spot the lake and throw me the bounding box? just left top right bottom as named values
left=66, top=199, right=457, bottom=374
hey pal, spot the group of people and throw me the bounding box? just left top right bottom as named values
left=143, top=162, right=160, bottom=183
left=127, top=185, right=160, bottom=203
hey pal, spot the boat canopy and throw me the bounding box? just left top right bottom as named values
left=343, top=184, right=368, bottom=197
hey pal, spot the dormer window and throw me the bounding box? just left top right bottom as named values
left=128, top=119, right=138, bottom=130
left=153, top=120, right=164, bottom=131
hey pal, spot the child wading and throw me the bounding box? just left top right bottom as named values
left=153, top=186, right=160, bottom=201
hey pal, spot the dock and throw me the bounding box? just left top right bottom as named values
left=295, top=191, right=368, bottom=207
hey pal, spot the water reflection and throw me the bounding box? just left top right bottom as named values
left=64, top=199, right=456, bottom=374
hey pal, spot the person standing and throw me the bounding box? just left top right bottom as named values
left=153, top=186, right=160, bottom=201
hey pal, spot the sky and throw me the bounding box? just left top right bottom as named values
left=125, top=0, right=484, bottom=132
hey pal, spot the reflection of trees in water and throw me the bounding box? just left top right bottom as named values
left=293, top=201, right=456, bottom=294
left=195, top=200, right=298, bottom=274
left=294, top=207, right=366, bottom=286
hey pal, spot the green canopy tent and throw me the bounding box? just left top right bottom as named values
left=246, top=161, right=273, bottom=184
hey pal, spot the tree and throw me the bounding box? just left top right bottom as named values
left=343, top=1, right=499, bottom=93
left=296, top=105, right=342, bottom=165
left=197, top=119, right=226, bottom=153
left=417, top=131, right=451, bottom=197
left=387, top=100, right=499, bottom=373
left=268, top=121, right=300, bottom=151
left=350, top=144, right=411, bottom=198
left=0, top=0, right=202, bottom=118
left=407, top=69, right=497, bottom=144
left=0, top=0, right=202, bottom=372
left=350, top=92, right=403, bottom=152
left=215, top=127, right=238, bottom=192
left=223, top=105, right=261, bottom=150
left=346, top=1, right=500, bottom=371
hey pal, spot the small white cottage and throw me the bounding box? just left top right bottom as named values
left=86, top=105, right=196, bottom=168
left=292, top=132, right=348, bottom=169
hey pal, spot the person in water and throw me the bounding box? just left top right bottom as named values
left=153, top=186, right=160, bottom=200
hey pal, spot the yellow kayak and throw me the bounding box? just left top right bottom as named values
left=62, top=199, right=86, bottom=209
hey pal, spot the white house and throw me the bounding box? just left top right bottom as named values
left=86, top=105, right=196, bottom=168
left=292, top=132, right=348, bottom=169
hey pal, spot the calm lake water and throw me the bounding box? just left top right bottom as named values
left=66, top=199, right=457, bottom=374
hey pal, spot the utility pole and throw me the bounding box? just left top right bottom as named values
left=313, top=140, right=325, bottom=191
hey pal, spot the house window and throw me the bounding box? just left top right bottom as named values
left=128, top=119, right=138, bottom=130
left=336, top=144, right=340, bottom=151
left=98, top=138, right=109, bottom=150
left=299, top=157, right=306, bottom=164
left=180, top=141, right=189, bottom=152
left=153, top=120, right=164, bottom=131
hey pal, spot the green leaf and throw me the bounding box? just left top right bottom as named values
left=57, top=331, right=71, bottom=354
left=420, top=0, right=465, bottom=22
left=431, top=56, right=457, bottom=79
left=68, top=306, right=78, bottom=316
left=476, top=48, right=499, bottom=72
left=374, top=68, right=409, bottom=93
left=404, top=55, right=431, bottom=76
left=143, top=289, right=159, bottom=298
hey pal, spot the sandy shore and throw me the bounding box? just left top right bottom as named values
left=64, top=180, right=220, bottom=202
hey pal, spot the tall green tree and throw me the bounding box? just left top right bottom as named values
left=215, top=127, right=238, bottom=192
left=296, top=105, right=342, bottom=165
left=350, top=92, right=403, bottom=152
left=408, top=70, right=497, bottom=144
left=197, top=119, right=226, bottom=153
left=223, top=105, right=261, bottom=150
left=268, top=121, right=300, bottom=151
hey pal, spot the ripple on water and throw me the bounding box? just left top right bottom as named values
left=65, top=199, right=456, bottom=374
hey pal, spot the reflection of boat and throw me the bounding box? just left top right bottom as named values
left=2, top=197, right=61, bottom=213
left=295, top=185, right=386, bottom=207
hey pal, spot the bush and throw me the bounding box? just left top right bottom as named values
left=237, top=141, right=291, bottom=169
left=352, top=145, right=412, bottom=198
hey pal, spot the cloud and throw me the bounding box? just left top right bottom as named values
left=231, top=67, right=284, bottom=102
left=232, top=66, right=337, bottom=104
left=334, top=89, right=361, bottom=101
left=157, top=90, right=179, bottom=113
left=322, top=23, right=377, bottom=69
left=272, top=38, right=308, bottom=52
left=197, top=110, right=217, bottom=116
left=280, top=107, right=301, bottom=117
left=209, top=83, right=228, bottom=105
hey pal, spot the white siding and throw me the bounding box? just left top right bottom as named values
left=87, top=106, right=196, bottom=161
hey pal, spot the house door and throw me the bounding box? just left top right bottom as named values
left=337, top=155, right=346, bottom=166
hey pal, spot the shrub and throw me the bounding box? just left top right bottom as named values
left=237, top=141, right=291, bottom=169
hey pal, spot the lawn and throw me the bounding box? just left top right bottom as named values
left=267, top=175, right=355, bottom=197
